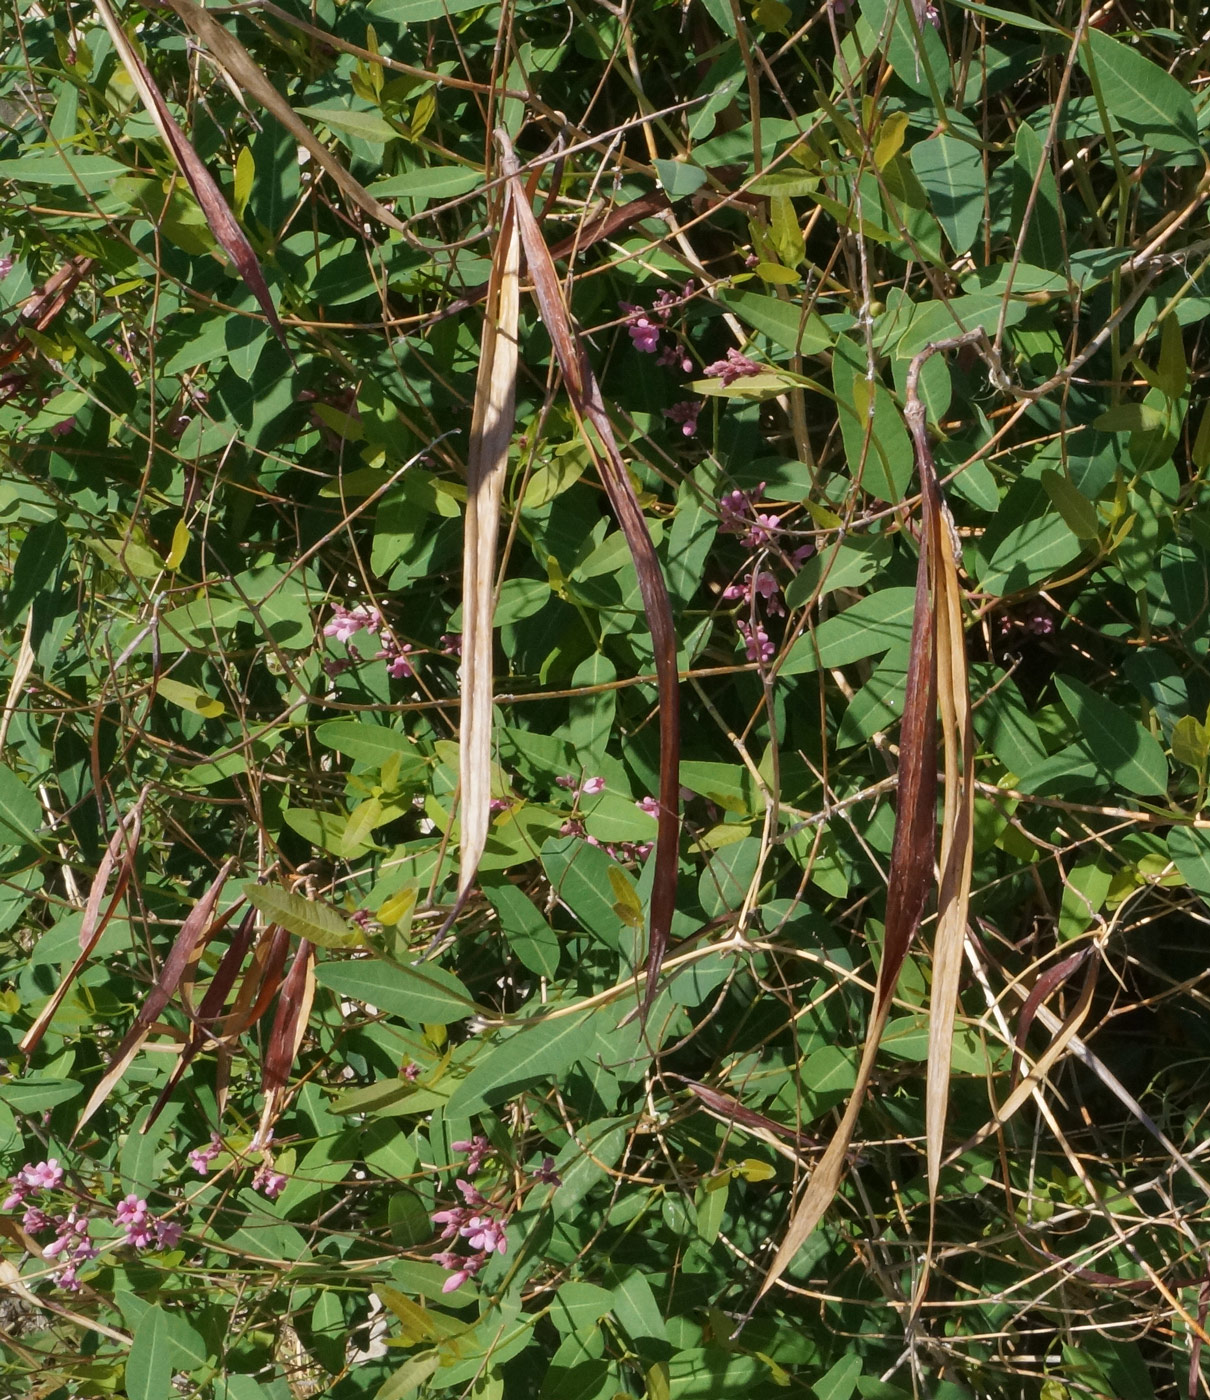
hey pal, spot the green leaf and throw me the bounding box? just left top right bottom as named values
left=860, top=0, right=952, bottom=101
left=832, top=335, right=914, bottom=503
left=446, top=1006, right=598, bottom=1115
left=1168, top=826, right=1210, bottom=898
left=295, top=106, right=401, bottom=145
left=314, top=956, right=475, bottom=1025
left=781, top=587, right=917, bottom=675
left=1171, top=715, right=1208, bottom=771
left=716, top=288, right=833, bottom=356
left=484, top=879, right=560, bottom=978
left=978, top=474, right=1083, bottom=595
left=785, top=535, right=893, bottom=607
left=367, top=166, right=483, bottom=202
left=910, top=134, right=983, bottom=255
left=1079, top=28, right=1199, bottom=150
left=315, top=720, right=429, bottom=777
left=368, top=0, right=492, bottom=17
left=540, top=836, right=627, bottom=950
left=3, top=519, right=66, bottom=626
left=653, top=159, right=707, bottom=199
left=608, top=1270, right=667, bottom=1345
left=813, top=1353, right=863, bottom=1400
left=0, top=1079, right=82, bottom=1112
left=1040, top=469, right=1099, bottom=541
left=156, top=678, right=225, bottom=719
left=1094, top=403, right=1164, bottom=434
left=242, top=884, right=362, bottom=949
left=126, top=1305, right=208, bottom=1400
left=0, top=154, right=128, bottom=187
left=1054, top=676, right=1169, bottom=797
left=0, top=765, right=44, bottom=849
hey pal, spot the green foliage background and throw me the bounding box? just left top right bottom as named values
left=2, top=0, right=1210, bottom=1396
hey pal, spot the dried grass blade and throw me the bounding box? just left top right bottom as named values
left=254, top=937, right=316, bottom=1148
left=495, top=130, right=680, bottom=1018
left=950, top=951, right=1098, bottom=1159
left=906, top=393, right=976, bottom=1214
left=458, top=195, right=519, bottom=899
left=93, top=0, right=289, bottom=352
left=20, top=786, right=149, bottom=1056
left=75, top=859, right=237, bottom=1133
left=162, top=0, right=409, bottom=236
left=757, top=505, right=938, bottom=1302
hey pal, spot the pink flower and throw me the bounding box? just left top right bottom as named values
left=188, top=1135, right=222, bottom=1176
left=738, top=620, right=776, bottom=664
left=123, top=1219, right=155, bottom=1249
left=664, top=400, right=700, bottom=437
left=657, top=344, right=694, bottom=373
left=463, top=1216, right=507, bottom=1255
left=22, top=1206, right=50, bottom=1233
left=252, top=1167, right=287, bottom=1199
left=621, top=303, right=661, bottom=353
left=581, top=776, right=605, bottom=796
left=21, top=1159, right=65, bottom=1191
left=154, top=1219, right=182, bottom=1250
left=454, top=1178, right=486, bottom=1207
left=533, top=1157, right=562, bottom=1185
left=386, top=649, right=414, bottom=679
left=115, top=1194, right=147, bottom=1227
left=636, top=795, right=660, bottom=817
left=404, top=1062, right=422, bottom=1082
left=452, top=1136, right=490, bottom=1176
left=3, top=1180, right=28, bottom=1211
left=323, top=604, right=382, bottom=644
left=442, top=1269, right=470, bottom=1293
left=702, top=348, right=763, bottom=386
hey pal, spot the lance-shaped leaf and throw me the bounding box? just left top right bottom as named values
left=0, top=255, right=93, bottom=366
left=74, top=860, right=238, bottom=1133
left=458, top=189, right=519, bottom=899
left=20, top=786, right=149, bottom=1056
left=161, top=0, right=409, bottom=236
left=682, top=1078, right=821, bottom=1164
left=255, top=937, right=316, bottom=1148
left=1010, top=945, right=1093, bottom=1088
left=756, top=506, right=937, bottom=1301
left=905, top=352, right=976, bottom=1286
left=495, top=130, right=680, bottom=1020
left=143, top=906, right=262, bottom=1131
left=92, top=0, right=289, bottom=353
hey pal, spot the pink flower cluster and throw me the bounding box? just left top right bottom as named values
left=723, top=569, right=785, bottom=618
left=252, top=1164, right=288, bottom=1199
left=113, top=1193, right=181, bottom=1251
left=431, top=1175, right=508, bottom=1294
left=621, top=285, right=692, bottom=356
left=559, top=814, right=654, bottom=865
left=621, top=283, right=707, bottom=439
left=186, top=1133, right=288, bottom=1198
left=187, top=1133, right=223, bottom=1176
left=430, top=1139, right=562, bottom=1294
left=719, top=482, right=782, bottom=550
left=4, top=1162, right=181, bottom=1291
left=702, top=349, right=763, bottom=386
left=322, top=604, right=414, bottom=680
